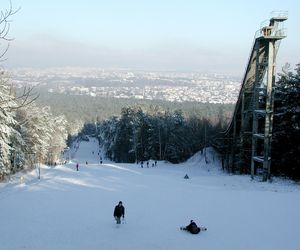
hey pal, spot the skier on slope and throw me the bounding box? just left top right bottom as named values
left=113, top=201, right=125, bottom=224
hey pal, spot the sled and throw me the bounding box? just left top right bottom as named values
left=180, top=226, right=207, bottom=233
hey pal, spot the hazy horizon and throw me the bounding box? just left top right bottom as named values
left=2, top=0, right=300, bottom=75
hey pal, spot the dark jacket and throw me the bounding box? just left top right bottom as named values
left=113, top=205, right=125, bottom=218
left=186, top=221, right=200, bottom=234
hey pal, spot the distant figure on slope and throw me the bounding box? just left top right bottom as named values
left=180, top=220, right=207, bottom=234
left=76, top=163, right=79, bottom=171
left=113, top=201, right=125, bottom=224
left=147, top=161, right=149, bottom=168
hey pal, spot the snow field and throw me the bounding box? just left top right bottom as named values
left=0, top=138, right=300, bottom=250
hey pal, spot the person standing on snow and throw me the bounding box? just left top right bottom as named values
left=113, top=201, right=125, bottom=224
left=76, top=163, right=79, bottom=171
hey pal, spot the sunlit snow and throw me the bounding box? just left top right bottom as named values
left=1, top=138, right=300, bottom=250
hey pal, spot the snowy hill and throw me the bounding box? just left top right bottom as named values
left=1, top=138, right=300, bottom=250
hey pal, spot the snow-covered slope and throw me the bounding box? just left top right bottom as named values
left=1, top=138, right=300, bottom=250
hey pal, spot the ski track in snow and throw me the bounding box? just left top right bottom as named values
left=1, top=138, right=300, bottom=250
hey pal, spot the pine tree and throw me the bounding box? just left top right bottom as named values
left=96, top=105, right=217, bottom=164
left=273, top=63, right=300, bottom=179
left=98, top=116, right=119, bottom=161
left=114, top=107, right=136, bottom=162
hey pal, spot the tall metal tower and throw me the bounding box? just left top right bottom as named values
left=212, top=12, right=288, bottom=181
left=250, top=13, right=288, bottom=181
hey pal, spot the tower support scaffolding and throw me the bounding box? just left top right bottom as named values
left=212, top=13, right=287, bottom=181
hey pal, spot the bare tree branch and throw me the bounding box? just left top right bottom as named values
left=0, top=43, right=9, bottom=62
left=0, top=3, right=38, bottom=111
left=0, top=1, right=20, bottom=60
left=0, top=75, right=40, bottom=110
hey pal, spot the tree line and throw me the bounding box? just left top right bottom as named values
left=84, top=106, right=222, bottom=163
left=35, top=88, right=234, bottom=131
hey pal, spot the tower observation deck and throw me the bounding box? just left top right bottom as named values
left=212, top=12, right=288, bottom=181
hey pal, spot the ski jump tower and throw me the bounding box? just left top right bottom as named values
left=212, top=12, right=287, bottom=181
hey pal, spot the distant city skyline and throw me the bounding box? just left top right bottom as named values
left=2, top=0, right=300, bottom=75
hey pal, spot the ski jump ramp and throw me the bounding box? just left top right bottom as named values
left=212, top=12, right=288, bottom=181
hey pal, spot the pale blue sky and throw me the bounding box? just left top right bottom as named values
left=2, top=0, right=300, bottom=75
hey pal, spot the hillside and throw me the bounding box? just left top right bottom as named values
left=0, top=138, right=299, bottom=250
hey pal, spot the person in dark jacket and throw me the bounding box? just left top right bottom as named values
left=113, top=201, right=125, bottom=224
left=184, top=220, right=200, bottom=234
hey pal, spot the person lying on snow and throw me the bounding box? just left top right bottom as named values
left=181, top=220, right=207, bottom=234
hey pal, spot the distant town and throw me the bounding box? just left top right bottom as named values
left=10, top=68, right=241, bottom=104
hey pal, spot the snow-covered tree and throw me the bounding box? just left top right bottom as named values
left=0, top=73, right=18, bottom=178
left=98, top=116, right=119, bottom=161
left=0, top=3, right=68, bottom=179
left=47, top=114, right=68, bottom=164
left=15, top=105, right=68, bottom=167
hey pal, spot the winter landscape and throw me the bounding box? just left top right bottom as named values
left=1, top=1, right=300, bottom=250
left=1, top=138, right=300, bottom=250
